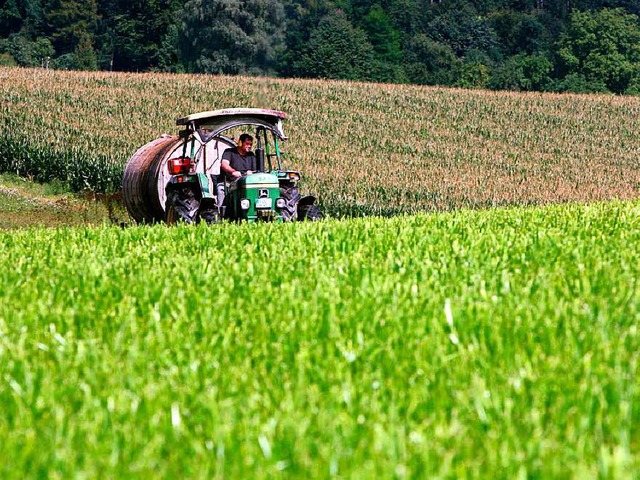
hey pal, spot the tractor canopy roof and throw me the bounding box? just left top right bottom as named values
left=176, top=108, right=287, bottom=141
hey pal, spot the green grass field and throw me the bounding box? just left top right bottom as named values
left=1, top=200, right=639, bottom=478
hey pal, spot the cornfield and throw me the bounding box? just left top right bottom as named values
left=1, top=67, right=639, bottom=215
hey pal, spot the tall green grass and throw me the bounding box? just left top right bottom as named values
left=1, top=201, right=639, bottom=478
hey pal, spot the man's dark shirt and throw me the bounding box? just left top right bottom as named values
left=222, top=147, right=256, bottom=182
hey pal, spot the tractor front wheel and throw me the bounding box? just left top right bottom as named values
left=199, top=208, right=220, bottom=224
left=198, top=198, right=220, bottom=224
left=299, top=204, right=323, bottom=221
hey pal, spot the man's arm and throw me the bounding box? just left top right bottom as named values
left=221, top=150, right=242, bottom=179
left=221, top=159, right=242, bottom=179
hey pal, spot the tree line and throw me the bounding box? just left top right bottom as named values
left=1, top=0, right=639, bottom=94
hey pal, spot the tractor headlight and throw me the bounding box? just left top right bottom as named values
left=276, top=198, right=286, bottom=209
left=240, top=198, right=251, bottom=210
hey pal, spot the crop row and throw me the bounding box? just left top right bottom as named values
left=1, top=67, right=640, bottom=214
left=1, top=201, right=639, bottom=477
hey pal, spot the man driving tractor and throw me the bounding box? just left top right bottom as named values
left=221, top=134, right=256, bottom=181
left=218, top=133, right=256, bottom=208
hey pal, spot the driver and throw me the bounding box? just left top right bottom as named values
left=220, top=133, right=256, bottom=182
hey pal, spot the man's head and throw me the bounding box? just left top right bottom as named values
left=238, top=134, right=253, bottom=155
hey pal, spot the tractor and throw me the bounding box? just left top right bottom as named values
left=165, top=108, right=321, bottom=224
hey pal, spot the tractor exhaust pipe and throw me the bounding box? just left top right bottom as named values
left=255, top=148, right=265, bottom=172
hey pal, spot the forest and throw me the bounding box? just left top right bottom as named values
left=1, top=0, right=639, bottom=94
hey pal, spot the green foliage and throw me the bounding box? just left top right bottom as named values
left=0, top=51, right=16, bottom=65
left=490, top=53, right=553, bottom=91
left=156, top=21, right=182, bottom=73
left=1, top=202, right=640, bottom=476
left=3, top=0, right=640, bottom=93
left=292, top=9, right=374, bottom=81
left=426, top=0, right=499, bottom=59
left=557, top=8, right=640, bottom=94
left=550, top=72, right=609, bottom=94
left=403, top=34, right=459, bottom=85
left=71, top=32, right=96, bottom=70
left=20, top=0, right=47, bottom=34
left=489, top=10, right=551, bottom=56
left=0, top=34, right=54, bottom=67
left=360, top=4, right=406, bottom=83
left=625, top=75, right=640, bottom=95
left=361, top=4, right=399, bottom=60
left=0, top=0, right=22, bottom=37
left=457, top=61, right=491, bottom=89
left=178, top=0, right=286, bottom=75
left=277, top=0, right=333, bottom=77
left=44, top=0, right=98, bottom=55
left=95, top=0, right=183, bottom=72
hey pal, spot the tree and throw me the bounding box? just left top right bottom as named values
left=72, top=30, right=96, bottom=69
left=1, top=33, right=53, bottom=66
left=17, top=0, right=47, bottom=37
left=625, top=75, right=640, bottom=95
left=490, top=10, right=551, bottom=56
left=385, top=0, right=422, bottom=35
left=178, top=0, right=286, bottom=75
left=0, top=0, right=55, bottom=67
left=95, top=0, right=183, bottom=72
left=0, top=0, right=22, bottom=37
left=549, top=72, right=608, bottom=93
left=457, top=60, right=490, bottom=89
left=45, top=0, right=98, bottom=54
left=403, top=34, right=459, bottom=86
left=157, top=20, right=182, bottom=72
left=490, top=53, right=553, bottom=90
left=278, top=0, right=332, bottom=77
left=557, top=8, right=640, bottom=93
left=292, top=9, right=375, bottom=81
left=361, top=4, right=405, bottom=82
left=425, top=0, right=499, bottom=59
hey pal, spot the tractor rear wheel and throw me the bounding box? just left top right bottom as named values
left=166, top=187, right=199, bottom=223
left=280, top=185, right=301, bottom=222
left=166, top=205, right=178, bottom=225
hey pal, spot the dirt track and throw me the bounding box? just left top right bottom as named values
left=0, top=178, right=128, bottom=229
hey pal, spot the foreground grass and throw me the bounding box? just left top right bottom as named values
left=1, top=201, right=639, bottom=478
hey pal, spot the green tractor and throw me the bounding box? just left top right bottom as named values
left=163, top=108, right=321, bottom=224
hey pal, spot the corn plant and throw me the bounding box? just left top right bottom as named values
left=1, top=67, right=639, bottom=214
